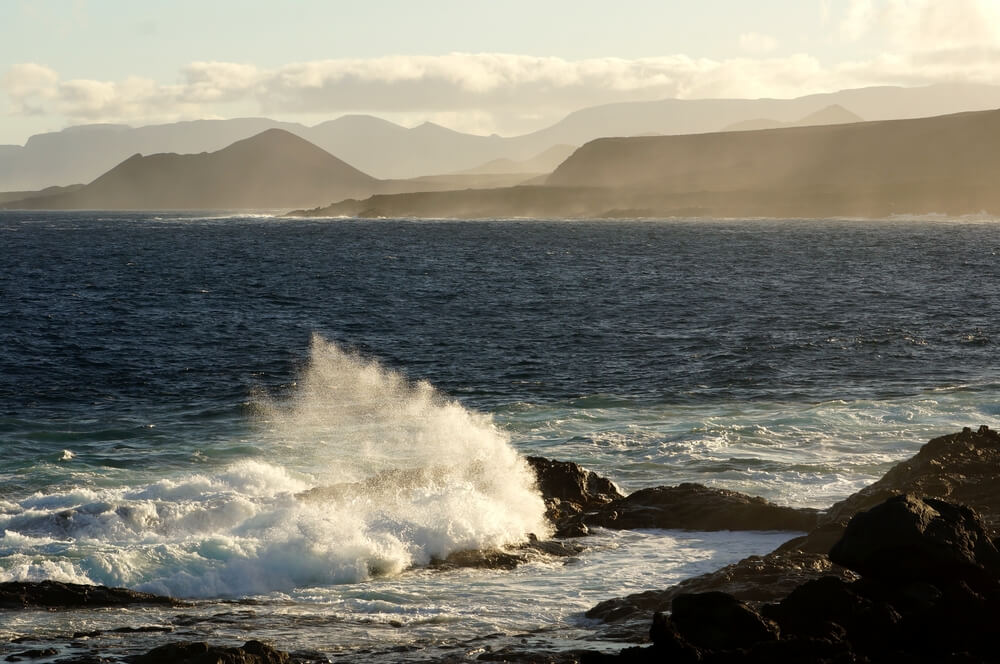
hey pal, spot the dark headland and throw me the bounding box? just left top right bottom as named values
left=5, top=426, right=1000, bottom=662
left=294, top=109, right=1000, bottom=219
left=0, top=129, right=534, bottom=211
left=2, top=129, right=378, bottom=211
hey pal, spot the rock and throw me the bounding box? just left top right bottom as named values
left=647, top=612, right=700, bottom=662
left=0, top=581, right=183, bottom=610
left=762, top=576, right=901, bottom=649
left=669, top=592, right=780, bottom=651
left=4, top=648, right=57, bottom=662
left=429, top=537, right=586, bottom=572
left=525, top=456, right=623, bottom=537
left=773, top=426, right=1000, bottom=559
left=129, top=640, right=292, bottom=664
left=823, top=425, right=1000, bottom=535
left=584, top=483, right=819, bottom=532
left=828, top=494, right=1000, bottom=589
left=586, top=550, right=856, bottom=625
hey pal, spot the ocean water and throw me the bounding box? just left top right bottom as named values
left=2, top=212, right=1000, bottom=660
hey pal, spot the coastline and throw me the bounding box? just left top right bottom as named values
left=5, top=426, right=999, bottom=662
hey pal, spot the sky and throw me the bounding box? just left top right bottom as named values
left=3, top=0, right=1000, bottom=144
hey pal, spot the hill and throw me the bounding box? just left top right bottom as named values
left=6, top=83, right=1000, bottom=190
left=5, top=129, right=378, bottom=210
left=296, top=109, right=1000, bottom=219
left=457, top=145, right=578, bottom=175
left=722, top=104, right=863, bottom=132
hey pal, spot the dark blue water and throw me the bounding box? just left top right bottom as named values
left=4, top=213, right=998, bottom=420
left=4, top=212, right=1000, bottom=660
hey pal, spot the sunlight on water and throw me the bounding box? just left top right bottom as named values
left=0, top=335, right=548, bottom=597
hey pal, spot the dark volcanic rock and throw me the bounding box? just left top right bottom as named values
left=594, top=492, right=1000, bottom=663
left=585, top=552, right=859, bottom=647
left=825, top=425, right=1000, bottom=534
left=525, top=456, right=623, bottom=537
left=429, top=537, right=586, bottom=572
left=130, top=640, right=292, bottom=664
left=584, top=483, right=819, bottom=532
left=669, top=591, right=779, bottom=650
left=828, top=493, right=1000, bottom=588
left=4, top=648, right=58, bottom=662
left=0, top=581, right=182, bottom=609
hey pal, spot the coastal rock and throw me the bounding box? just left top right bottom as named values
left=594, top=492, right=1000, bottom=662
left=828, top=493, right=1000, bottom=588
left=4, top=648, right=58, bottom=662
left=524, top=456, right=623, bottom=537
left=0, top=581, right=182, bottom=610
left=585, top=550, right=856, bottom=629
left=669, top=591, right=780, bottom=650
left=583, top=427, right=1000, bottom=644
left=429, top=537, right=587, bottom=571
left=824, top=425, right=1000, bottom=534
left=584, top=483, right=819, bottom=532
left=129, top=640, right=292, bottom=664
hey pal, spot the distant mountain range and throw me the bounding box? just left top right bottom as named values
left=0, top=130, right=537, bottom=210
left=722, top=104, right=863, bottom=132
left=4, top=83, right=1000, bottom=190
left=297, top=109, right=1000, bottom=219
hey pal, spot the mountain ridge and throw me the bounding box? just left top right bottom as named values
left=295, top=108, right=1000, bottom=220
left=5, top=83, right=1000, bottom=190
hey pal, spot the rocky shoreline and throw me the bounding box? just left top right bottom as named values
left=4, top=426, right=999, bottom=662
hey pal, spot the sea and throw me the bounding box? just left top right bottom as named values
left=2, top=211, right=999, bottom=661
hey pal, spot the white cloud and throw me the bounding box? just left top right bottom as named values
left=739, top=32, right=779, bottom=54
left=840, top=0, right=878, bottom=40
left=3, top=63, right=59, bottom=114
left=4, top=35, right=1000, bottom=136
left=837, top=0, right=1000, bottom=48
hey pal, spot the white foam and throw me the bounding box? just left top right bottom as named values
left=0, top=336, right=548, bottom=599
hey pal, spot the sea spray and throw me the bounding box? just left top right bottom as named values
left=0, top=335, right=549, bottom=598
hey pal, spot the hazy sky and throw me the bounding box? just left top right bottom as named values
left=3, top=0, right=1000, bottom=144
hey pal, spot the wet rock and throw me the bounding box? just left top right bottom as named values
left=828, top=494, right=1000, bottom=589
left=4, top=649, right=57, bottom=662
left=762, top=575, right=901, bottom=649
left=670, top=591, right=779, bottom=650
left=525, top=456, right=623, bottom=538
left=586, top=550, right=856, bottom=624
left=129, top=640, right=293, bottom=664
left=584, top=483, right=819, bottom=532
left=429, top=537, right=587, bottom=571
left=0, top=581, right=183, bottom=610
left=823, top=425, right=1000, bottom=535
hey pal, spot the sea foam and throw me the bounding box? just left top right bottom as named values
left=0, top=335, right=549, bottom=598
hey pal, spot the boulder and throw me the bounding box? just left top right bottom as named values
left=586, top=550, right=855, bottom=624
left=525, top=456, right=623, bottom=537
left=129, top=640, right=291, bottom=664
left=584, top=483, right=819, bottom=532
left=828, top=494, right=1000, bottom=589
left=824, top=425, right=1000, bottom=534
left=0, top=581, right=182, bottom=609
left=669, top=591, right=780, bottom=650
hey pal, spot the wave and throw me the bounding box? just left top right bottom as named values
left=0, top=335, right=548, bottom=598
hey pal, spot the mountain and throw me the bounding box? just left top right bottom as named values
left=296, top=109, right=1000, bottom=219
left=722, top=104, right=863, bottom=132
left=5, top=129, right=378, bottom=210
left=458, top=144, right=578, bottom=175
left=5, top=83, right=1000, bottom=190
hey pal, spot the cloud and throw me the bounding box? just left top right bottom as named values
left=3, top=63, right=59, bottom=114
left=836, top=0, right=1000, bottom=48
left=739, top=32, right=779, bottom=54
left=840, top=0, right=878, bottom=40
left=4, top=34, right=1000, bottom=136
